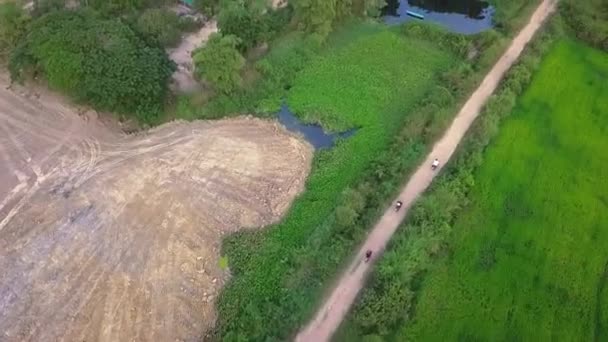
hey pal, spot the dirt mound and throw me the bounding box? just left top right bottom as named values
left=0, top=77, right=312, bottom=341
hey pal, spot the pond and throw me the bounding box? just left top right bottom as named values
left=382, top=0, right=494, bottom=34
left=277, top=104, right=357, bottom=150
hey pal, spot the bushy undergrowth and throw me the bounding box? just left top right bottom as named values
left=213, top=23, right=458, bottom=342
left=335, top=16, right=599, bottom=341
left=491, top=0, right=542, bottom=34
left=560, top=0, right=608, bottom=51
left=9, top=9, right=175, bottom=123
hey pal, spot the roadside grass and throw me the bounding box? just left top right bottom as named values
left=215, top=23, right=456, bottom=341
left=401, top=39, right=608, bottom=341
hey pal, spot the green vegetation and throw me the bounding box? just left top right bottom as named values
left=339, top=14, right=608, bottom=340
left=215, top=23, right=458, bottom=341
left=561, top=0, right=608, bottom=51
left=292, top=0, right=386, bottom=38
left=217, top=0, right=271, bottom=52
left=10, top=9, right=174, bottom=123
left=490, top=0, right=542, bottom=34
left=404, top=38, right=608, bottom=342
left=194, top=0, right=219, bottom=15
left=0, top=1, right=29, bottom=61
left=135, top=8, right=182, bottom=47
left=193, top=34, right=245, bottom=94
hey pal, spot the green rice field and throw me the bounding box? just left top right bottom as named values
left=404, top=39, right=608, bottom=341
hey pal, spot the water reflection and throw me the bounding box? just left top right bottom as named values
left=383, top=0, right=494, bottom=34
left=277, top=103, right=356, bottom=150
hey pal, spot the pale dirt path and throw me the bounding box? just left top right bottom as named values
left=295, top=1, right=557, bottom=341
left=168, top=20, right=218, bottom=92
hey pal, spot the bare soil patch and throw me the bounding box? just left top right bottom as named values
left=168, top=20, right=218, bottom=93
left=0, top=75, right=312, bottom=341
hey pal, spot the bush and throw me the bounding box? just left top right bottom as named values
left=0, top=1, right=30, bottom=61
left=560, top=0, right=608, bottom=51
left=217, top=1, right=269, bottom=51
left=193, top=0, right=219, bottom=16
left=10, top=9, right=175, bottom=123
left=31, top=0, right=66, bottom=17
left=193, top=33, right=245, bottom=94
left=136, top=8, right=181, bottom=47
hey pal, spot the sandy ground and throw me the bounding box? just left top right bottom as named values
left=168, top=20, right=218, bottom=93
left=295, top=1, right=557, bottom=341
left=0, top=76, right=313, bottom=341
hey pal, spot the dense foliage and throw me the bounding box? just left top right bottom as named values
left=194, top=0, right=219, bottom=16
left=193, top=33, right=245, bottom=94
left=213, top=23, right=456, bottom=341
left=80, top=0, right=172, bottom=15
left=0, top=1, right=30, bottom=61
left=217, top=0, right=269, bottom=51
left=292, top=0, right=386, bottom=38
left=335, top=16, right=607, bottom=341
left=561, top=0, right=608, bottom=51
left=10, top=10, right=174, bottom=123
left=135, top=8, right=181, bottom=47
left=490, top=0, right=541, bottom=33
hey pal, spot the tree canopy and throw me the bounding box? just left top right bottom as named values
left=0, top=1, right=30, bottom=61
left=217, top=0, right=269, bottom=51
left=136, top=8, right=181, bottom=47
left=293, top=0, right=386, bottom=38
left=193, top=33, right=245, bottom=94
left=10, top=9, right=175, bottom=123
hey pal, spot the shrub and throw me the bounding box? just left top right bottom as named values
left=217, top=0, right=269, bottom=51
left=194, top=0, right=219, bottom=16
left=10, top=9, right=175, bottom=123
left=560, top=0, right=608, bottom=51
left=0, top=1, right=30, bottom=61
left=136, top=8, right=181, bottom=47
left=193, top=33, right=245, bottom=94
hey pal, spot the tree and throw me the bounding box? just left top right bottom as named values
left=31, top=0, right=66, bottom=17
left=362, top=0, right=386, bottom=17
left=136, top=8, right=181, bottom=47
left=292, top=0, right=372, bottom=38
left=293, top=0, right=337, bottom=38
left=217, top=0, right=268, bottom=51
left=0, top=1, right=30, bottom=61
left=193, top=0, right=219, bottom=16
left=10, top=10, right=175, bottom=123
left=193, top=33, right=245, bottom=94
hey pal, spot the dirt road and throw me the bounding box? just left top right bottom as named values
left=168, top=20, right=218, bottom=92
left=295, top=1, right=557, bottom=341
left=0, top=76, right=312, bottom=341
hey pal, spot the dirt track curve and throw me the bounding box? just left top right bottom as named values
left=295, top=1, right=557, bottom=341
left=0, top=77, right=312, bottom=341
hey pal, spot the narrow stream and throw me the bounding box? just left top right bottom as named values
left=277, top=104, right=357, bottom=149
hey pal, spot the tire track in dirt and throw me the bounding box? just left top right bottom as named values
left=0, top=76, right=313, bottom=341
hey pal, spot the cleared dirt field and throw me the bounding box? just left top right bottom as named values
left=0, top=75, right=312, bottom=341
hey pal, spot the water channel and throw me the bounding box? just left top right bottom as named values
left=382, top=0, right=494, bottom=34
left=277, top=103, right=357, bottom=150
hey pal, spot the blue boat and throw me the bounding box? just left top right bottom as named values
left=406, top=10, right=425, bottom=19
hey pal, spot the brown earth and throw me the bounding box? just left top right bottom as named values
left=0, top=76, right=313, bottom=342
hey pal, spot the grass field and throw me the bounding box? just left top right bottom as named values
left=216, top=23, right=456, bottom=340
left=402, top=39, right=608, bottom=341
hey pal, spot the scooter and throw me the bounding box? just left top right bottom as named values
left=431, top=158, right=440, bottom=171
left=365, top=250, right=373, bottom=262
